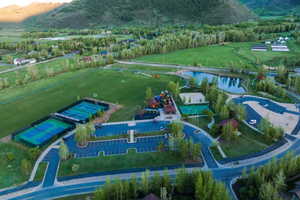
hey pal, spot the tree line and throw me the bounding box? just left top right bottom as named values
left=94, top=167, right=230, bottom=200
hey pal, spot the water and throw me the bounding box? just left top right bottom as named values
left=183, top=71, right=246, bottom=94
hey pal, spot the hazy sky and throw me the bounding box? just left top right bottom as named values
left=0, top=0, right=72, bottom=8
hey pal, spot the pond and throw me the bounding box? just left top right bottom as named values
left=182, top=71, right=246, bottom=94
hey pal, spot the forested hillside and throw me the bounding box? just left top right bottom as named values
left=241, top=0, right=300, bottom=16
left=24, top=0, right=255, bottom=28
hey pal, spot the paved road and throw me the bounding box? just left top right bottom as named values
left=2, top=119, right=300, bottom=200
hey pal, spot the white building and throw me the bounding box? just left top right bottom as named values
left=13, top=58, right=37, bottom=66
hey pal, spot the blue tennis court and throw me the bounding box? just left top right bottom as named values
left=16, top=118, right=73, bottom=146
left=59, top=101, right=107, bottom=122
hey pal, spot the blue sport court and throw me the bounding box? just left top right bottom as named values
left=16, top=118, right=73, bottom=146
left=58, top=101, right=108, bottom=122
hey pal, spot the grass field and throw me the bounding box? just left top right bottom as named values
left=185, top=117, right=211, bottom=132
left=33, top=162, right=47, bottom=182
left=111, top=63, right=178, bottom=72
left=0, top=68, right=180, bottom=138
left=135, top=41, right=300, bottom=69
left=54, top=194, right=93, bottom=200
left=58, top=150, right=185, bottom=178
left=218, top=123, right=270, bottom=158
left=0, top=142, right=34, bottom=189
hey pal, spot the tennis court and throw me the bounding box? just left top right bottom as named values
left=59, top=101, right=108, bottom=122
left=16, top=118, right=73, bottom=146
left=179, top=104, right=210, bottom=115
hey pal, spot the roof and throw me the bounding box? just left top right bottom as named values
left=219, top=119, right=239, bottom=129
left=143, top=193, right=160, bottom=200
left=252, top=44, right=267, bottom=49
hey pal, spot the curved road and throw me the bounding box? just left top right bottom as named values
left=1, top=119, right=300, bottom=200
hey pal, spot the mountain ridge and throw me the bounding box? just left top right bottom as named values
left=23, top=0, right=256, bottom=28
left=0, top=2, right=63, bottom=23
left=241, top=0, right=300, bottom=16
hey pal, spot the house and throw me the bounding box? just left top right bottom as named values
left=13, top=58, right=37, bottom=66
left=251, top=44, right=267, bottom=52
left=82, top=56, right=93, bottom=63
left=265, top=41, right=271, bottom=45
left=14, top=58, right=24, bottom=65
left=271, top=43, right=290, bottom=52
left=143, top=193, right=160, bottom=200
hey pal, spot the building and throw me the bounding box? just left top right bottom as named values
left=271, top=43, right=290, bottom=52
left=251, top=44, right=267, bottom=52
left=13, top=58, right=37, bottom=66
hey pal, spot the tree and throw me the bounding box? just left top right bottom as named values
left=21, top=159, right=32, bottom=176
left=295, top=76, right=300, bottom=94
left=189, top=77, right=197, bottom=88
left=86, top=122, right=96, bottom=137
left=167, top=81, right=180, bottom=98
left=168, top=121, right=184, bottom=138
left=141, top=170, right=150, bottom=195
left=176, top=167, right=189, bottom=194
left=145, top=87, right=153, bottom=101
left=259, top=182, right=282, bottom=200
left=129, top=174, right=138, bottom=199
left=220, top=105, right=229, bottom=120
left=59, top=141, right=69, bottom=160
left=151, top=172, right=162, bottom=195
left=234, top=104, right=246, bottom=121
left=222, top=122, right=235, bottom=141
left=200, top=77, right=209, bottom=94
left=75, top=125, right=89, bottom=146
left=203, top=109, right=214, bottom=121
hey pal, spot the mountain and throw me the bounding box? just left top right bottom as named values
left=24, top=0, right=256, bottom=28
left=241, top=0, right=300, bottom=16
left=0, top=3, right=63, bottom=23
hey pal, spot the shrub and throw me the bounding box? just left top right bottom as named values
left=6, top=152, right=15, bottom=162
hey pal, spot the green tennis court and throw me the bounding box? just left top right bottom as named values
left=179, top=104, right=211, bottom=115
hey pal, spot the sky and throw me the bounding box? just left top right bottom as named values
left=0, top=0, right=72, bottom=8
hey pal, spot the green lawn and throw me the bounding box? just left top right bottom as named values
left=54, top=194, right=93, bottom=200
left=185, top=117, right=211, bottom=132
left=111, top=63, right=178, bottom=72
left=218, top=123, right=270, bottom=158
left=0, top=56, right=78, bottom=84
left=0, top=142, right=34, bottom=189
left=0, top=68, right=180, bottom=138
left=58, top=150, right=185, bottom=178
left=33, top=162, right=47, bottom=182
left=135, top=41, right=300, bottom=69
